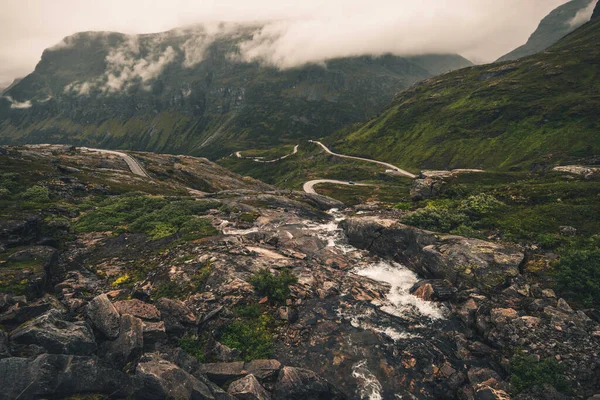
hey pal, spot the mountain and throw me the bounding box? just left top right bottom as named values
left=594, top=0, right=600, bottom=18
left=0, top=78, right=22, bottom=95
left=328, top=16, right=600, bottom=171
left=0, top=25, right=472, bottom=158
left=497, top=0, right=597, bottom=62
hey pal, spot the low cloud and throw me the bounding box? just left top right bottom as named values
left=3, top=95, right=32, bottom=109
left=569, top=0, right=598, bottom=27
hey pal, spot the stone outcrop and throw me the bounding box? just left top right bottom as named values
left=9, top=309, right=96, bottom=355
left=0, top=354, right=133, bottom=400
left=135, top=354, right=215, bottom=400
left=342, top=216, right=524, bottom=290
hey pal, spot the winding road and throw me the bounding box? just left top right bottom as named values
left=303, top=179, right=374, bottom=195
left=80, top=147, right=149, bottom=177
left=309, top=140, right=417, bottom=179
left=236, top=145, right=299, bottom=163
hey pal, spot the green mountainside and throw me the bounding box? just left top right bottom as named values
left=497, top=0, right=596, bottom=62
left=328, top=17, right=600, bottom=171
left=0, top=25, right=471, bottom=158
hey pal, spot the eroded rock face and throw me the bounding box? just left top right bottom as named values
left=99, top=314, right=143, bottom=368
left=86, top=293, right=120, bottom=339
left=228, top=374, right=271, bottom=400
left=156, top=298, right=196, bottom=334
left=10, top=309, right=96, bottom=355
left=114, top=299, right=161, bottom=321
left=342, top=217, right=524, bottom=291
left=0, top=354, right=133, bottom=399
left=135, top=354, right=214, bottom=400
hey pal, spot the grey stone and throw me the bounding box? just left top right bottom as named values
left=228, top=374, right=271, bottom=400
left=156, top=298, right=196, bottom=334
left=86, top=293, right=121, bottom=339
left=100, top=314, right=143, bottom=368
left=199, top=362, right=246, bottom=385
left=113, top=299, right=161, bottom=321
left=0, top=354, right=133, bottom=400
left=9, top=309, right=96, bottom=355
left=136, top=353, right=214, bottom=400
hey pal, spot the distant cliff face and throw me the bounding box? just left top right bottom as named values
left=497, top=0, right=596, bottom=62
left=0, top=25, right=472, bottom=158
left=593, top=0, right=600, bottom=19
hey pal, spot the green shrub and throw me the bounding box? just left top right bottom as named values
left=249, top=268, right=298, bottom=304
left=19, top=185, right=50, bottom=203
left=554, top=248, right=600, bottom=308
left=510, top=354, right=570, bottom=394
left=191, top=263, right=212, bottom=292
left=401, top=204, right=469, bottom=233
left=220, top=314, right=273, bottom=361
left=458, top=193, right=504, bottom=218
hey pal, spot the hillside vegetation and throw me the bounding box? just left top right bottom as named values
left=329, top=18, right=600, bottom=171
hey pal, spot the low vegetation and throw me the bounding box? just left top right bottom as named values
left=510, top=353, right=570, bottom=394
left=249, top=268, right=298, bottom=304
left=219, top=304, right=274, bottom=361
left=74, top=193, right=219, bottom=240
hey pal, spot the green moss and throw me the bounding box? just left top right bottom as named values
left=179, top=333, right=208, bottom=362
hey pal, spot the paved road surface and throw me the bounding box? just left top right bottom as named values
left=309, top=140, right=416, bottom=178
left=303, top=179, right=374, bottom=195
left=236, top=145, right=300, bottom=163
left=80, top=147, right=149, bottom=177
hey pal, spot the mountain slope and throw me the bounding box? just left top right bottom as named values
left=0, top=25, right=471, bottom=158
left=497, top=0, right=597, bottom=62
left=329, top=17, right=600, bottom=171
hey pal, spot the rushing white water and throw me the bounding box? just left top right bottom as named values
left=353, top=261, right=445, bottom=320
left=352, top=360, right=384, bottom=400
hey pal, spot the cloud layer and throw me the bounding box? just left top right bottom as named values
left=0, top=0, right=585, bottom=88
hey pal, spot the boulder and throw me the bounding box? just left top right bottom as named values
left=156, top=298, right=197, bottom=334
left=245, top=360, right=282, bottom=382
left=86, top=293, right=121, bottom=339
left=410, top=177, right=445, bottom=201
left=99, top=314, right=143, bottom=368
left=9, top=309, right=96, bottom=355
left=272, top=366, right=346, bottom=400
left=113, top=299, right=161, bottom=321
left=342, top=217, right=524, bottom=291
left=199, top=362, right=246, bottom=385
left=410, top=280, right=457, bottom=301
left=0, top=354, right=133, bottom=399
left=142, top=320, right=167, bottom=344
left=228, top=374, right=271, bottom=400
left=0, top=301, right=53, bottom=329
left=136, top=354, right=214, bottom=400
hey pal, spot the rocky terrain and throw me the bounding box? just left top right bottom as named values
left=0, top=145, right=599, bottom=399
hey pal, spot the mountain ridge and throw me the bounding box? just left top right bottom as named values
left=497, top=0, right=597, bottom=62
left=0, top=25, right=472, bottom=158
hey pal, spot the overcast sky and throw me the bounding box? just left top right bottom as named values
left=0, top=0, right=577, bottom=89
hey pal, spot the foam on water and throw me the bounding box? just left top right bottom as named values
left=354, top=261, right=445, bottom=320
left=352, top=360, right=383, bottom=400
